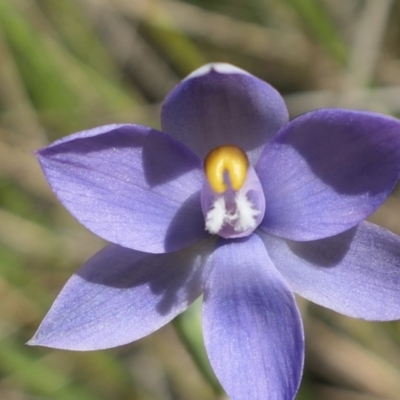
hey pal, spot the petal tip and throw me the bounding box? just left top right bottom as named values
left=184, top=63, right=250, bottom=81
left=34, top=147, right=46, bottom=157
left=25, top=332, right=85, bottom=351
left=25, top=339, right=35, bottom=347
left=26, top=334, right=46, bottom=348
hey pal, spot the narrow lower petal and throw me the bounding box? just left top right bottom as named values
left=203, top=235, right=304, bottom=400
left=257, top=109, right=400, bottom=240
left=260, top=222, right=400, bottom=320
left=161, top=63, right=288, bottom=164
left=37, top=125, right=207, bottom=253
left=28, top=239, right=215, bottom=350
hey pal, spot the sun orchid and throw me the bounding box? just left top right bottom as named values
left=30, top=63, right=400, bottom=400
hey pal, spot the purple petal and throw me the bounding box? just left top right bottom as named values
left=28, top=239, right=215, bottom=350
left=260, top=222, right=400, bottom=320
left=37, top=124, right=208, bottom=253
left=161, top=63, right=288, bottom=164
left=257, top=109, right=400, bottom=240
left=203, top=234, right=304, bottom=400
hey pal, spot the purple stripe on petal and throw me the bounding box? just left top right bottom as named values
left=203, top=234, right=304, bottom=400
left=28, top=239, right=215, bottom=350
left=260, top=222, right=400, bottom=320
left=37, top=124, right=208, bottom=253
left=161, top=63, right=288, bottom=165
left=257, top=109, right=400, bottom=240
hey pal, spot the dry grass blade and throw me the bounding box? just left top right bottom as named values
left=339, top=0, right=393, bottom=108
left=143, top=326, right=217, bottom=400
left=284, top=85, right=400, bottom=116
left=344, top=0, right=393, bottom=88
left=0, top=135, right=51, bottom=200
left=306, top=319, right=400, bottom=399
left=313, top=385, right=384, bottom=400
left=111, top=0, right=312, bottom=66
left=81, top=0, right=180, bottom=101
left=0, top=207, right=102, bottom=263
left=0, top=25, right=46, bottom=147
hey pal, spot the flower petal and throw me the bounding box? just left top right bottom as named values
left=203, top=235, right=304, bottom=400
left=260, top=222, right=400, bottom=320
left=161, top=63, right=288, bottom=164
left=28, top=239, right=215, bottom=350
left=37, top=124, right=207, bottom=253
left=257, top=109, right=400, bottom=240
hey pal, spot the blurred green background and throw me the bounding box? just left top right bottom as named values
left=2, top=0, right=400, bottom=399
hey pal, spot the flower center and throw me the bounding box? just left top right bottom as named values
left=201, top=145, right=265, bottom=239
left=204, top=145, right=249, bottom=193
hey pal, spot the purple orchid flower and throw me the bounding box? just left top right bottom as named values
left=30, top=63, right=400, bottom=400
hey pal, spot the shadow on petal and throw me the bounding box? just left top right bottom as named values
left=278, top=110, right=400, bottom=196
left=30, top=240, right=215, bottom=350
left=164, top=191, right=209, bottom=252
left=76, top=240, right=213, bottom=316
left=161, top=68, right=289, bottom=164
left=286, top=226, right=356, bottom=268
left=263, top=222, right=400, bottom=320
left=141, top=130, right=201, bottom=187
left=42, top=125, right=201, bottom=188
left=39, top=124, right=206, bottom=253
